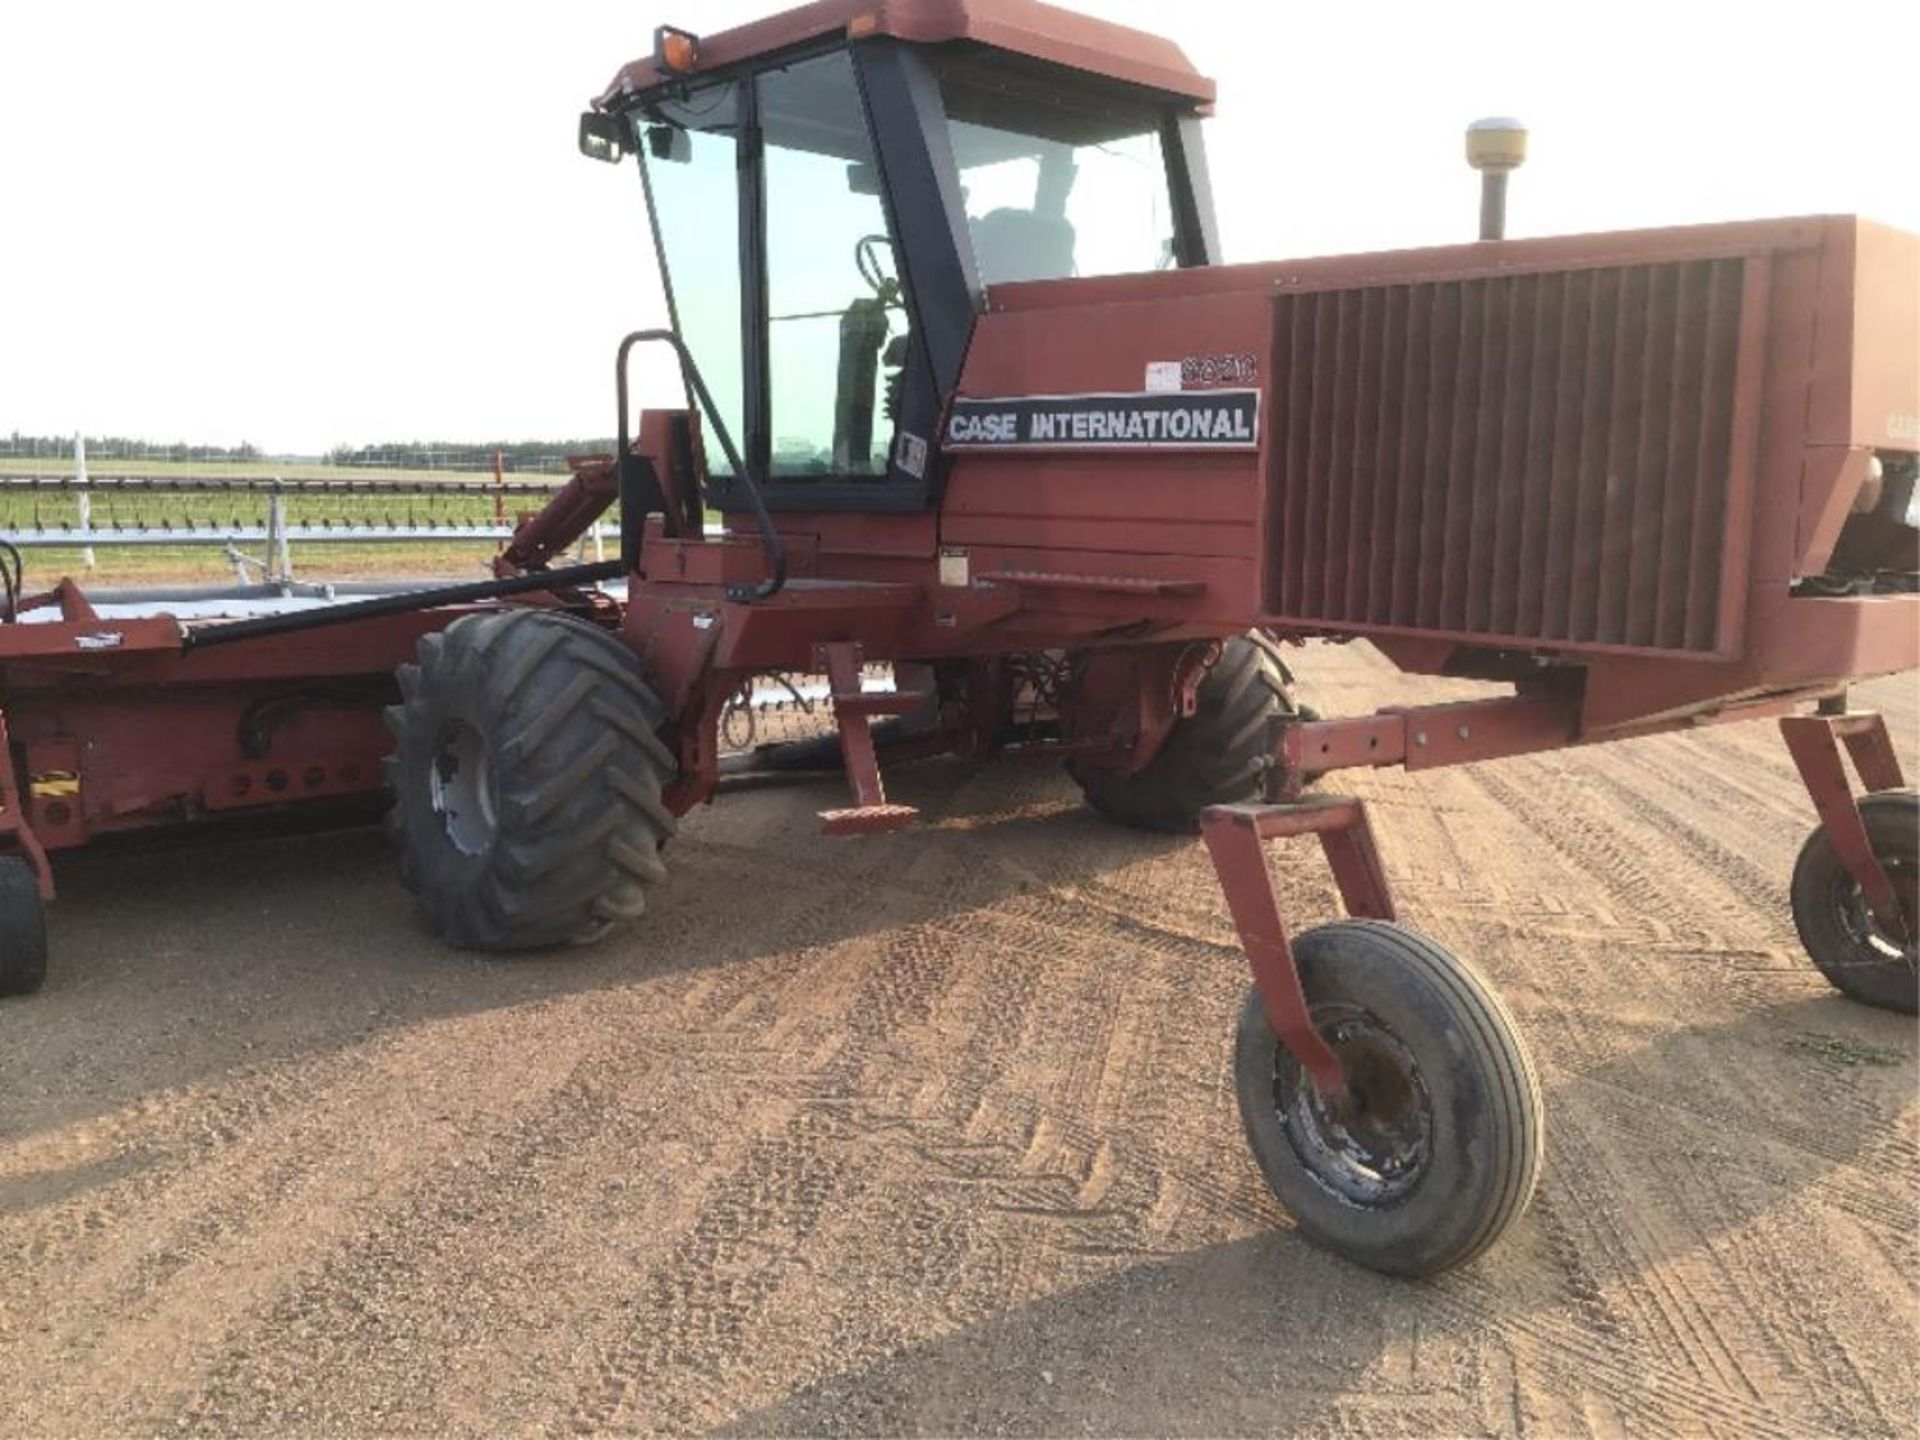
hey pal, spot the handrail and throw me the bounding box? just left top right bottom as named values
left=615, top=329, right=786, bottom=603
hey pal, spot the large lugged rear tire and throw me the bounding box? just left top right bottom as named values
left=1234, top=920, right=1543, bottom=1277
left=0, top=857, right=49, bottom=997
left=385, top=609, right=678, bottom=951
left=1790, top=789, right=1918, bottom=1014
left=1072, top=631, right=1300, bottom=834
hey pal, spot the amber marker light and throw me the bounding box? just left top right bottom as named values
left=654, top=26, right=700, bottom=73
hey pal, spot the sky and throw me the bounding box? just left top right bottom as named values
left=3, top=0, right=1916, bottom=455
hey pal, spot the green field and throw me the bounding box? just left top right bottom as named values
left=0, top=460, right=586, bottom=586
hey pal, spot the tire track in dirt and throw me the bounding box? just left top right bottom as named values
left=692, top=716, right=1915, bottom=1437
left=564, top=889, right=1227, bottom=1432
left=1, top=1023, right=588, bottom=1433
left=1, top=650, right=1912, bottom=1436
left=1465, top=765, right=1752, bottom=949
left=564, top=894, right=973, bottom=1432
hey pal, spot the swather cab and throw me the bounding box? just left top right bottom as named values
left=581, top=0, right=1916, bottom=753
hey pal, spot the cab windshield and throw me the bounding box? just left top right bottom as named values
left=631, top=46, right=1192, bottom=499
left=637, top=52, right=905, bottom=483
left=636, top=84, right=746, bottom=480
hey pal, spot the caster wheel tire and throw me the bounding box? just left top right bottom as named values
left=1234, top=920, right=1543, bottom=1277
left=385, top=609, right=679, bottom=951
left=1072, top=630, right=1305, bottom=834
left=0, top=856, right=49, bottom=997
left=1790, top=788, right=1918, bottom=1014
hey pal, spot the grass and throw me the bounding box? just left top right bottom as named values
left=1, top=488, right=524, bottom=531
left=1784, top=1030, right=1905, bottom=1068
left=13, top=543, right=505, bottom=586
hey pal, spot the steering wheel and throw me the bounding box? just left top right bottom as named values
left=855, top=233, right=896, bottom=297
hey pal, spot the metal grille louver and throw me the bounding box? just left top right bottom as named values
left=1267, top=256, right=1760, bottom=654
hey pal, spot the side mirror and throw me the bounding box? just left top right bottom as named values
left=646, top=125, right=691, bottom=164
left=578, top=111, right=630, bottom=164
left=846, top=161, right=881, bottom=196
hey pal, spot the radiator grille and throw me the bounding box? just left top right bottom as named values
left=1267, top=257, right=1754, bottom=653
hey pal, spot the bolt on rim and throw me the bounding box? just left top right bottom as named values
left=1833, top=849, right=1918, bottom=968
left=1272, top=1003, right=1434, bottom=1206
left=429, top=722, right=496, bottom=857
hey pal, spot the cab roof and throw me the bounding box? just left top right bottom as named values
left=596, top=0, right=1215, bottom=109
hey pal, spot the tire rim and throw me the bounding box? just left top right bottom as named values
left=429, top=722, right=495, bottom=857
left=1830, top=844, right=1918, bottom=971
left=1272, top=1003, right=1433, bottom=1206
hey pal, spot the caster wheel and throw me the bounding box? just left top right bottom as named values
left=0, top=856, right=49, bottom=997
left=1234, top=920, right=1542, bottom=1277
left=1790, top=789, right=1918, bottom=1014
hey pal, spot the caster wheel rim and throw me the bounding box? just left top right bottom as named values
left=1829, top=851, right=1918, bottom=966
left=1273, top=1002, right=1433, bottom=1207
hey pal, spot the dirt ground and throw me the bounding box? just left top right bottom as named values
left=0, top=643, right=1914, bottom=1437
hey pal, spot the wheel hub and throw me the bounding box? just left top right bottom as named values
left=1273, top=1004, right=1433, bottom=1206
left=429, top=722, right=496, bottom=857
left=1835, top=848, right=1918, bottom=965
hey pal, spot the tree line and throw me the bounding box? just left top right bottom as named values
left=325, top=440, right=618, bottom=473
left=3, top=432, right=264, bottom=463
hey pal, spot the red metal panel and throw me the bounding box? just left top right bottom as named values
left=1272, top=288, right=1313, bottom=614
left=1464, top=274, right=1506, bottom=633
left=1304, top=292, right=1336, bottom=616
left=941, top=289, right=1269, bottom=625
left=601, top=0, right=1216, bottom=108
left=940, top=511, right=1256, bottom=559
left=1323, top=287, right=1359, bottom=620
left=944, top=467, right=1253, bottom=523
left=1712, top=257, right=1772, bottom=656
left=1623, top=263, right=1674, bottom=645
left=1829, top=710, right=1909, bottom=795
left=1653, top=262, right=1703, bottom=648
left=1805, top=218, right=1920, bottom=451
left=1417, top=283, right=1459, bottom=628
left=1440, top=279, right=1482, bottom=631
left=1512, top=271, right=1556, bottom=635
left=998, top=216, right=1827, bottom=313
left=1265, top=253, right=1760, bottom=657
left=1540, top=269, right=1588, bottom=639
left=1366, top=285, right=1406, bottom=622
left=1277, top=694, right=1579, bottom=786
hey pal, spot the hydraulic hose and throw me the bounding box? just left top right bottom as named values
left=182, top=561, right=623, bottom=650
